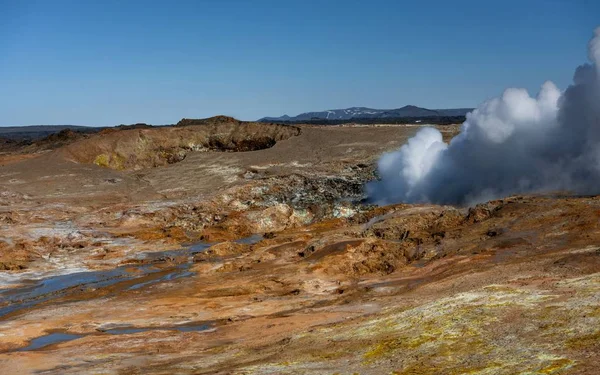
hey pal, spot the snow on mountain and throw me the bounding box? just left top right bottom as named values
left=258, top=105, right=472, bottom=122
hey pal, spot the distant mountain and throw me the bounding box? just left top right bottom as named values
left=0, top=125, right=91, bottom=134
left=0, top=125, right=101, bottom=141
left=258, top=105, right=473, bottom=123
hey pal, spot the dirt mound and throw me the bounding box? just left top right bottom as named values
left=62, top=118, right=301, bottom=170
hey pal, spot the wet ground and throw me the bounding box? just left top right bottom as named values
left=0, top=235, right=265, bottom=321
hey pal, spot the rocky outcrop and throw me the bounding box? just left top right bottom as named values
left=62, top=117, right=301, bottom=170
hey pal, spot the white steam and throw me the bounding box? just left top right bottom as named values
left=368, top=27, right=600, bottom=205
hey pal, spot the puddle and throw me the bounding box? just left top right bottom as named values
left=127, top=264, right=195, bottom=291
left=189, top=241, right=212, bottom=253
left=17, top=333, right=83, bottom=352
left=0, top=235, right=261, bottom=319
left=13, top=323, right=211, bottom=352
left=0, top=264, right=164, bottom=318
left=0, top=259, right=201, bottom=319
left=234, top=234, right=263, bottom=245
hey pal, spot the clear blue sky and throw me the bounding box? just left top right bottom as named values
left=1, top=0, right=598, bottom=126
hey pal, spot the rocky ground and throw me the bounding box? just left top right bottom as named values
left=0, top=119, right=598, bottom=374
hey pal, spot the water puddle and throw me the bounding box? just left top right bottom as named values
left=0, top=264, right=167, bottom=318
left=234, top=234, right=263, bottom=245
left=0, top=235, right=261, bottom=319
left=17, top=333, right=83, bottom=352
left=13, top=322, right=211, bottom=352
left=126, top=265, right=195, bottom=291
left=0, top=247, right=209, bottom=319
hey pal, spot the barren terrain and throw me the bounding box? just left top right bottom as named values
left=0, top=119, right=598, bottom=374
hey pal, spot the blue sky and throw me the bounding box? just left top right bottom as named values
left=1, top=0, right=599, bottom=126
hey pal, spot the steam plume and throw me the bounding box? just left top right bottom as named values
left=368, top=27, right=600, bottom=205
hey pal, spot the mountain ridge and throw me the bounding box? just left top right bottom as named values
left=258, top=105, right=473, bottom=122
